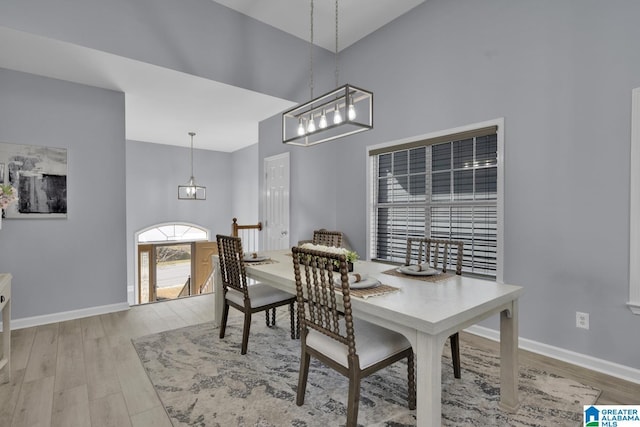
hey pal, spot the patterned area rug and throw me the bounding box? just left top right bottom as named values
left=132, top=316, right=600, bottom=426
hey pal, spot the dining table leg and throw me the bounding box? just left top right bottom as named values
left=415, top=332, right=448, bottom=427
left=499, top=299, right=520, bottom=412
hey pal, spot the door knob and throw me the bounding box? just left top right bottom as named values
left=281, top=230, right=288, bottom=236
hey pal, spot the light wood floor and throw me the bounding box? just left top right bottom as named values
left=1, top=293, right=638, bottom=426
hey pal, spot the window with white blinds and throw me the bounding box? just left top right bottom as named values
left=371, top=131, right=498, bottom=277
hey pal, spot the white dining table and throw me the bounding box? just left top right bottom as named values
left=212, top=250, right=524, bottom=427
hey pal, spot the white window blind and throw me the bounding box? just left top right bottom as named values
left=371, top=132, right=498, bottom=277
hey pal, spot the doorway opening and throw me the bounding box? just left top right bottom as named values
left=135, top=223, right=217, bottom=305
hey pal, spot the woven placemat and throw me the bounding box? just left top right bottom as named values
left=382, top=267, right=455, bottom=283
left=346, top=283, right=400, bottom=299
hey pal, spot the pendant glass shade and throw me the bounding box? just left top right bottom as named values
left=282, top=84, right=373, bottom=147
left=319, top=109, right=328, bottom=128
left=333, top=103, right=342, bottom=124
left=178, top=132, right=206, bottom=200
left=178, top=177, right=206, bottom=200
left=348, top=96, right=356, bottom=120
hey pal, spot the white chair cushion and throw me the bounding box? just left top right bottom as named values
left=225, top=282, right=294, bottom=308
left=305, top=317, right=411, bottom=369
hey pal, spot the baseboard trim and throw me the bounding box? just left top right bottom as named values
left=8, top=302, right=130, bottom=330
left=466, top=325, right=640, bottom=385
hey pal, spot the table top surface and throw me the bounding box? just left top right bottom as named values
left=244, top=250, right=523, bottom=336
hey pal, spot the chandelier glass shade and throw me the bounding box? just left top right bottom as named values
left=178, top=132, right=206, bottom=200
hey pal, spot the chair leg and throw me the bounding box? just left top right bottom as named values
left=450, top=332, right=461, bottom=379
left=346, top=368, right=361, bottom=427
left=289, top=302, right=298, bottom=339
left=241, top=311, right=252, bottom=355
left=265, top=307, right=276, bottom=327
left=219, top=303, right=230, bottom=339
left=296, top=347, right=311, bottom=406
left=296, top=302, right=302, bottom=339
left=407, top=351, right=416, bottom=410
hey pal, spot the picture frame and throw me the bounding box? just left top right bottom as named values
left=0, top=141, right=67, bottom=219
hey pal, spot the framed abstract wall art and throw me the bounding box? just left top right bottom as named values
left=0, top=142, right=67, bottom=219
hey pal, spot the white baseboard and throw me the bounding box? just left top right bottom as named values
left=466, top=325, right=640, bottom=385
left=6, top=302, right=130, bottom=330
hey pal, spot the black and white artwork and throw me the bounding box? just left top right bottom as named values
left=0, top=142, right=67, bottom=218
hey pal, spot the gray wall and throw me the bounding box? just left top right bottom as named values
left=125, top=140, right=234, bottom=295
left=258, top=0, right=640, bottom=369
left=0, top=68, right=126, bottom=320
left=259, top=119, right=339, bottom=246
left=1, top=0, right=281, bottom=317
left=231, top=143, right=259, bottom=225
left=0, top=0, right=327, bottom=102
left=0, top=70, right=258, bottom=317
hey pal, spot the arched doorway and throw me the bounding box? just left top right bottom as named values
left=134, top=223, right=217, bottom=305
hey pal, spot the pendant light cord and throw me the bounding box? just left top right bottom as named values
left=189, top=132, right=195, bottom=179
left=309, top=0, right=314, bottom=100
left=334, top=0, right=339, bottom=87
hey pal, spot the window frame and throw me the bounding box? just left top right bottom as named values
left=366, top=118, right=505, bottom=283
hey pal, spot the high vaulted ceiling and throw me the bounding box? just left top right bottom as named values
left=214, top=0, right=425, bottom=52
left=0, top=0, right=424, bottom=152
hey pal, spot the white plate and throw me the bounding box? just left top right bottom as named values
left=397, top=266, right=440, bottom=276
left=350, top=278, right=381, bottom=289
left=243, top=255, right=270, bottom=262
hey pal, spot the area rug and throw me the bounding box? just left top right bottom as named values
left=132, top=317, right=600, bottom=427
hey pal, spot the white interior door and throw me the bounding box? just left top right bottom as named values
left=263, top=153, right=290, bottom=250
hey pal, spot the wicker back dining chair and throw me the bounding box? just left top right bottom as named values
left=405, top=237, right=464, bottom=378
left=216, top=234, right=296, bottom=355
left=312, top=229, right=343, bottom=247
left=292, top=245, right=415, bottom=427
left=405, top=237, right=464, bottom=274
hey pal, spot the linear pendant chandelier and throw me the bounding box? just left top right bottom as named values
left=282, top=0, right=373, bottom=147
left=178, top=132, right=206, bottom=200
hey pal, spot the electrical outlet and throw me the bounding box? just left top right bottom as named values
left=576, top=312, right=590, bottom=330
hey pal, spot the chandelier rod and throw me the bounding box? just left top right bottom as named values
left=189, top=132, right=195, bottom=180
left=334, top=0, right=339, bottom=87
left=309, top=0, right=314, bottom=100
